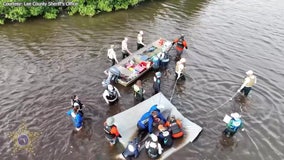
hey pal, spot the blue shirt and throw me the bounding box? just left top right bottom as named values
left=67, top=109, right=83, bottom=129
left=137, top=105, right=166, bottom=133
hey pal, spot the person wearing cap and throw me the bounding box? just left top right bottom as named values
left=164, top=116, right=184, bottom=139
left=153, top=72, right=161, bottom=95
left=172, top=34, right=188, bottom=61
left=137, top=30, right=145, bottom=50
left=116, top=137, right=140, bottom=160
left=137, top=104, right=167, bottom=134
left=223, top=112, right=243, bottom=137
left=175, top=58, right=186, bottom=80
left=104, top=116, right=122, bottom=146
left=103, top=84, right=121, bottom=104
left=70, top=95, right=85, bottom=110
left=133, top=80, right=145, bottom=102
left=107, top=44, right=119, bottom=66
left=122, top=37, right=132, bottom=59
left=66, top=105, right=84, bottom=131
left=157, top=124, right=173, bottom=148
left=237, top=70, right=257, bottom=97
left=145, top=134, right=163, bottom=159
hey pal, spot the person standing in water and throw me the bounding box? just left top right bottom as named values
left=133, top=80, right=145, bottom=102
left=237, top=70, right=257, bottom=97
left=137, top=30, right=146, bottom=50
left=107, top=44, right=119, bottom=66
left=122, top=37, right=132, bottom=59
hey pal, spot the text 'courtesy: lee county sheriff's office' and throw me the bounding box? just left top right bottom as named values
left=3, top=2, right=78, bottom=7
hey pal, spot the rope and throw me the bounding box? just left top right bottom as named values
left=206, top=91, right=239, bottom=115
left=169, top=78, right=179, bottom=102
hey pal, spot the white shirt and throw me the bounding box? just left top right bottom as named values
left=145, top=140, right=163, bottom=155
left=122, top=39, right=128, bottom=51
left=107, top=48, right=116, bottom=59
left=137, top=33, right=145, bottom=45
left=175, top=62, right=185, bottom=75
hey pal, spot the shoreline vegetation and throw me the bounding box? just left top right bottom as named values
left=0, top=0, right=148, bottom=25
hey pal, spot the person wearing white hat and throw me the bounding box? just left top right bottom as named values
left=153, top=71, right=162, bottom=95
left=175, top=58, right=186, bottom=80
left=122, top=37, right=132, bottom=59
left=103, top=84, right=121, bottom=104
left=104, top=117, right=122, bottom=146
left=145, top=134, right=163, bottom=159
left=223, top=112, right=243, bottom=137
left=237, top=70, right=257, bottom=97
left=107, top=44, right=119, bottom=66
left=137, top=30, right=145, bottom=50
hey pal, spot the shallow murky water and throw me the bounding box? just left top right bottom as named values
left=0, top=0, right=284, bottom=159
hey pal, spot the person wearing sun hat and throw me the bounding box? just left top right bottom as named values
left=237, top=70, right=257, bottom=97
left=104, top=116, right=122, bottom=146
left=223, top=112, right=243, bottom=137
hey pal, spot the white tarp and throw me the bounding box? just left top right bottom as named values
left=113, top=92, right=202, bottom=159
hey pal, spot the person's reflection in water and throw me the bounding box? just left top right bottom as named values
left=218, top=134, right=238, bottom=151
left=233, top=94, right=252, bottom=112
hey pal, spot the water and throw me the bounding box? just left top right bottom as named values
left=1, top=0, right=284, bottom=159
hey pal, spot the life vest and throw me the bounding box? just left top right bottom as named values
left=133, top=84, right=144, bottom=101
left=104, top=125, right=116, bottom=139
left=160, top=131, right=173, bottom=147
left=246, top=76, right=256, bottom=87
left=122, top=140, right=138, bottom=158
left=147, top=141, right=159, bottom=159
left=153, top=77, right=161, bottom=92
left=228, top=119, right=242, bottom=132
left=152, top=56, right=160, bottom=69
left=107, top=89, right=117, bottom=102
left=177, top=38, right=184, bottom=49
left=170, top=119, right=182, bottom=135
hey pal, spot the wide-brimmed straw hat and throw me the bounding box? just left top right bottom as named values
left=230, top=112, right=241, bottom=119
left=106, top=117, right=115, bottom=126
left=246, top=70, right=253, bottom=76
